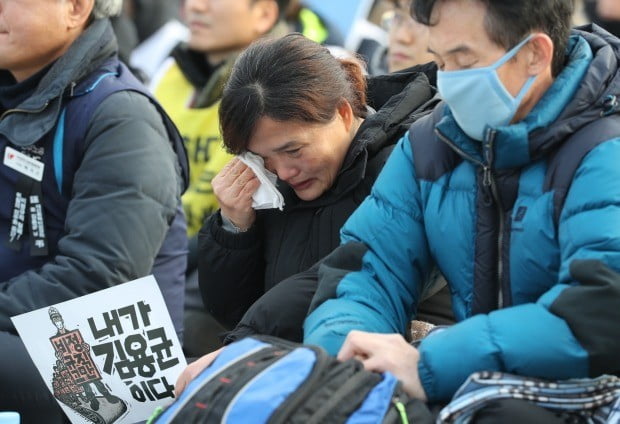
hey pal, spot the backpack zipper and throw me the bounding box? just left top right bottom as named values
left=391, top=396, right=410, bottom=424
left=199, top=347, right=286, bottom=422
left=305, top=366, right=381, bottom=424
left=267, top=345, right=331, bottom=423
left=163, top=345, right=268, bottom=422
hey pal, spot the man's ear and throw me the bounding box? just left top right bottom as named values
left=526, top=33, right=554, bottom=76
left=65, top=0, right=95, bottom=30
left=250, top=0, right=280, bottom=36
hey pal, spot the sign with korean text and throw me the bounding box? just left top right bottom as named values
left=12, top=276, right=187, bottom=424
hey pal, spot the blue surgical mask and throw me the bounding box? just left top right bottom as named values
left=437, top=35, right=536, bottom=141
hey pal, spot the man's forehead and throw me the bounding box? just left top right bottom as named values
left=427, top=41, right=482, bottom=63
left=426, top=2, right=495, bottom=54
left=428, top=0, right=488, bottom=28
left=427, top=26, right=480, bottom=54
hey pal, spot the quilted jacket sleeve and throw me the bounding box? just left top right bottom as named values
left=304, top=134, right=434, bottom=352
left=197, top=211, right=265, bottom=328
left=0, top=91, right=181, bottom=331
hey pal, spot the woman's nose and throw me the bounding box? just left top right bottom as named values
left=274, top=164, right=300, bottom=182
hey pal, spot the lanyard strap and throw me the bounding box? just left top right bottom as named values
left=7, top=174, right=48, bottom=256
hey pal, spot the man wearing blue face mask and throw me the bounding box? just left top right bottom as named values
left=303, top=0, right=620, bottom=417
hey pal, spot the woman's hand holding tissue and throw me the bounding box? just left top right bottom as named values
left=213, top=158, right=260, bottom=231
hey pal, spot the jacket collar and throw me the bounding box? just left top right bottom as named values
left=0, top=19, right=118, bottom=147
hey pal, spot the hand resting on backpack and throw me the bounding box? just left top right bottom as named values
left=337, top=331, right=428, bottom=401
left=175, top=331, right=429, bottom=401
left=175, top=347, right=224, bottom=396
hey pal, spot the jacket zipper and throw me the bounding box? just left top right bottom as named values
left=482, top=129, right=504, bottom=309
left=0, top=101, right=51, bottom=121
left=435, top=128, right=505, bottom=309
left=435, top=128, right=487, bottom=170
left=0, top=80, right=75, bottom=122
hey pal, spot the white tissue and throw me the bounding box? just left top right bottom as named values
left=238, top=152, right=285, bottom=210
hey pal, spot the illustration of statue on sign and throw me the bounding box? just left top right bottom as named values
left=48, top=307, right=128, bottom=424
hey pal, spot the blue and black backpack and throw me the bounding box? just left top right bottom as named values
left=151, top=336, right=433, bottom=424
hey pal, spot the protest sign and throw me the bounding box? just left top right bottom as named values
left=11, top=275, right=186, bottom=424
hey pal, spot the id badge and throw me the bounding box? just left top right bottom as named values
left=4, top=145, right=45, bottom=181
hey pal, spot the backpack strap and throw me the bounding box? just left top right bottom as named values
left=52, top=108, right=67, bottom=194
left=52, top=58, right=189, bottom=197
left=544, top=112, right=620, bottom=226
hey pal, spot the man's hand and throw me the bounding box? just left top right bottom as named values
left=175, top=347, right=223, bottom=397
left=337, top=331, right=427, bottom=401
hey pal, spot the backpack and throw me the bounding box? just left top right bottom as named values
left=150, top=336, right=433, bottom=424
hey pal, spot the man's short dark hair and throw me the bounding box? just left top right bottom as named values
left=412, top=0, right=575, bottom=77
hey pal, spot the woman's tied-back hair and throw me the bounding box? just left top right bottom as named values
left=92, top=0, right=123, bottom=19
left=219, top=33, right=368, bottom=155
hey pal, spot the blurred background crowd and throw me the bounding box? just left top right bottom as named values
left=114, top=0, right=620, bottom=84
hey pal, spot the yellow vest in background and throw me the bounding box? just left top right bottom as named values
left=299, top=8, right=329, bottom=44
left=153, top=61, right=233, bottom=236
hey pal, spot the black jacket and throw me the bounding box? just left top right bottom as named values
left=198, top=63, right=438, bottom=329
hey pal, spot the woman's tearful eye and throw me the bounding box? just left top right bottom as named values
left=285, top=148, right=302, bottom=158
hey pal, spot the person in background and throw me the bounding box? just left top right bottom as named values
left=150, top=0, right=291, bottom=357
left=596, top=0, right=620, bottom=20
left=583, top=0, right=620, bottom=38
left=111, top=0, right=182, bottom=69
left=301, top=0, right=620, bottom=419
left=0, top=0, right=187, bottom=421
left=382, top=0, right=435, bottom=72
left=284, top=0, right=330, bottom=44
left=362, top=0, right=435, bottom=75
